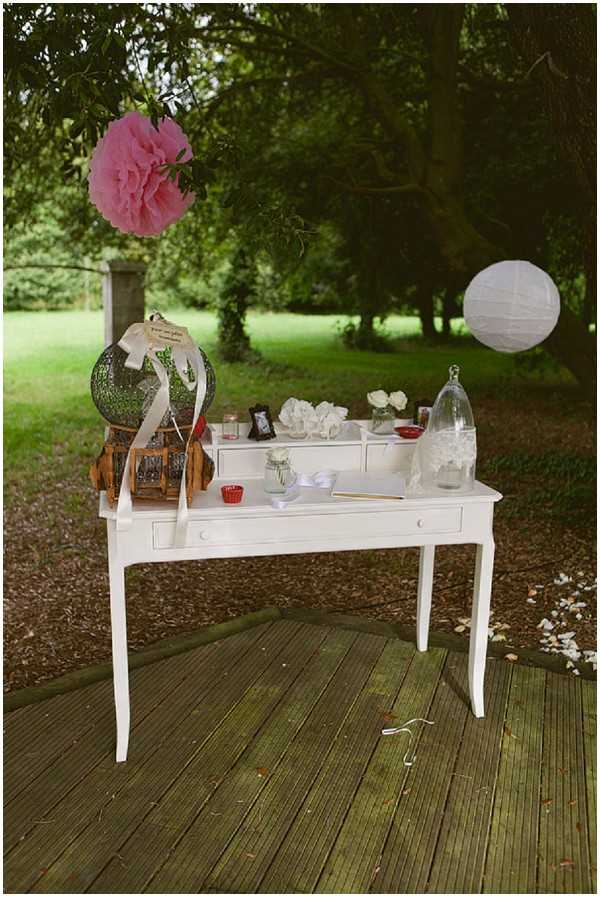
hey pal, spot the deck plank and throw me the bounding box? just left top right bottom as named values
left=537, top=674, right=593, bottom=894
left=81, top=622, right=333, bottom=893
left=199, top=631, right=390, bottom=895
left=2, top=616, right=596, bottom=896
left=314, top=646, right=447, bottom=894
left=482, top=664, right=546, bottom=894
left=4, top=681, right=108, bottom=802
left=3, top=645, right=222, bottom=852
left=426, top=657, right=512, bottom=894
left=4, top=622, right=277, bottom=893
left=92, top=625, right=358, bottom=894
left=373, top=653, right=470, bottom=893
left=28, top=620, right=299, bottom=895
left=581, top=680, right=597, bottom=891
left=259, top=638, right=415, bottom=893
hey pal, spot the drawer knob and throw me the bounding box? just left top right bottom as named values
left=199, top=531, right=210, bottom=541
left=417, top=518, right=425, bottom=528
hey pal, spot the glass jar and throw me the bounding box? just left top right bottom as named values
left=264, top=449, right=295, bottom=493
left=426, top=364, right=476, bottom=492
left=222, top=410, right=239, bottom=440
left=371, top=406, right=395, bottom=435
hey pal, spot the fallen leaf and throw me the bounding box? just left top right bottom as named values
left=559, top=858, right=575, bottom=868
left=568, top=799, right=577, bottom=806
left=576, top=821, right=583, bottom=833
left=256, top=767, right=269, bottom=777
left=401, top=788, right=411, bottom=795
left=504, top=725, right=518, bottom=739
left=558, top=767, right=568, bottom=775
left=454, top=624, right=466, bottom=633
left=541, top=798, right=553, bottom=806
left=245, top=853, right=256, bottom=859
left=528, top=588, right=537, bottom=597
left=382, top=711, right=397, bottom=723
left=492, top=633, right=507, bottom=642
left=505, top=653, right=519, bottom=662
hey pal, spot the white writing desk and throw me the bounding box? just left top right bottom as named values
left=100, top=467, right=501, bottom=762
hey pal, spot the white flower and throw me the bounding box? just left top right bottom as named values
left=267, top=446, right=290, bottom=463
left=279, top=397, right=300, bottom=427
left=388, top=390, right=408, bottom=412
left=367, top=389, right=389, bottom=409
left=537, top=618, right=555, bottom=631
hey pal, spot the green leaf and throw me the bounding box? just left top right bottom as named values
left=175, top=147, right=186, bottom=161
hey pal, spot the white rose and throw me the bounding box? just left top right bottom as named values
left=388, top=390, right=408, bottom=412
left=315, top=401, right=335, bottom=419
left=279, top=397, right=300, bottom=427
left=367, top=389, right=389, bottom=409
left=333, top=405, right=349, bottom=420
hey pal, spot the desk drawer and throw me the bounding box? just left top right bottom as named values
left=218, top=444, right=362, bottom=478
left=153, top=506, right=462, bottom=550
left=366, top=442, right=416, bottom=472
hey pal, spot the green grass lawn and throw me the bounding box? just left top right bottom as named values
left=4, top=308, right=572, bottom=482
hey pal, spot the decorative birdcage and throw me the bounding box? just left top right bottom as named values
left=90, top=422, right=214, bottom=506
left=89, top=321, right=217, bottom=506
left=90, top=342, right=216, bottom=429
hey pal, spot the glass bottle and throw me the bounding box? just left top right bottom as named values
left=426, top=364, right=476, bottom=492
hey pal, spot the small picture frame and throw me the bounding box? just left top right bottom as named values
left=248, top=404, right=277, bottom=441
left=413, top=399, right=433, bottom=429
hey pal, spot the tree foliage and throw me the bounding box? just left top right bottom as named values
left=3, top=3, right=595, bottom=385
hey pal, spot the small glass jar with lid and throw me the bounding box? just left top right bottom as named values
left=371, top=406, right=395, bottom=435
left=425, top=364, right=476, bottom=493
left=264, top=447, right=295, bottom=493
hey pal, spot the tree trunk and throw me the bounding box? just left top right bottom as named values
left=543, top=306, right=596, bottom=400
left=442, top=288, right=457, bottom=337
left=217, top=246, right=257, bottom=362
left=507, top=4, right=596, bottom=389
left=416, top=282, right=438, bottom=340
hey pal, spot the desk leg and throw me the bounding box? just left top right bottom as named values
left=469, top=540, right=495, bottom=718
left=416, top=545, right=435, bottom=651
left=107, top=521, right=130, bottom=763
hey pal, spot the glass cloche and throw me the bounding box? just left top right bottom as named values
left=425, top=364, right=476, bottom=492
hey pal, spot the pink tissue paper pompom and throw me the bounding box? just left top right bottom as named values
left=88, top=110, right=195, bottom=237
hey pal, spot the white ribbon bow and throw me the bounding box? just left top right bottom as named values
left=269, top=469, right=337, bottom=509
left=116, top=320, right=207, bottom=547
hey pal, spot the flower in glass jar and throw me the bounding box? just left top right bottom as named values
left=367, top=389, right=389, bottom=409
left=388, top=390, right=408, bottom=412
left=267, top=446, right=290, bottom=463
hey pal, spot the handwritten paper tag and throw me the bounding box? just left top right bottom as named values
left=144, top=320, right=190, bottom=348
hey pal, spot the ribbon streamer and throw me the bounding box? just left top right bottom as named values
left=115, top=321, right=206, bottom=547
left=381, top=717, right=435, bottom=767
left=269, top=470, right=337, bottom=509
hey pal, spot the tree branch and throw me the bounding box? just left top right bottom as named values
left=325, top=176, right=423, bottom=196
left=4, top=264, right=102, bottom=274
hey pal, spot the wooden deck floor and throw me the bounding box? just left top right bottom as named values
left=4, top=618, right=596, bottom=894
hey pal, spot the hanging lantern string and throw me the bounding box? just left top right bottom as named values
left=381, top=717, right=435, bottom=767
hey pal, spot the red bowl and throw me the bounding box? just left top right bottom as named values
left=221, top=484, right=244, bottom=504
left=394, top=425, right=424, bottom=440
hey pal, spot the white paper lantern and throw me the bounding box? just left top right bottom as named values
left=464, top=260, right=560, bottom=353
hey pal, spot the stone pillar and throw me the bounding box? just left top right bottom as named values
left=101, top=260, right=146, bottom=346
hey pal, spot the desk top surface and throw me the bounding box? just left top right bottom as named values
left=99, top=478, right=502, bottom=521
